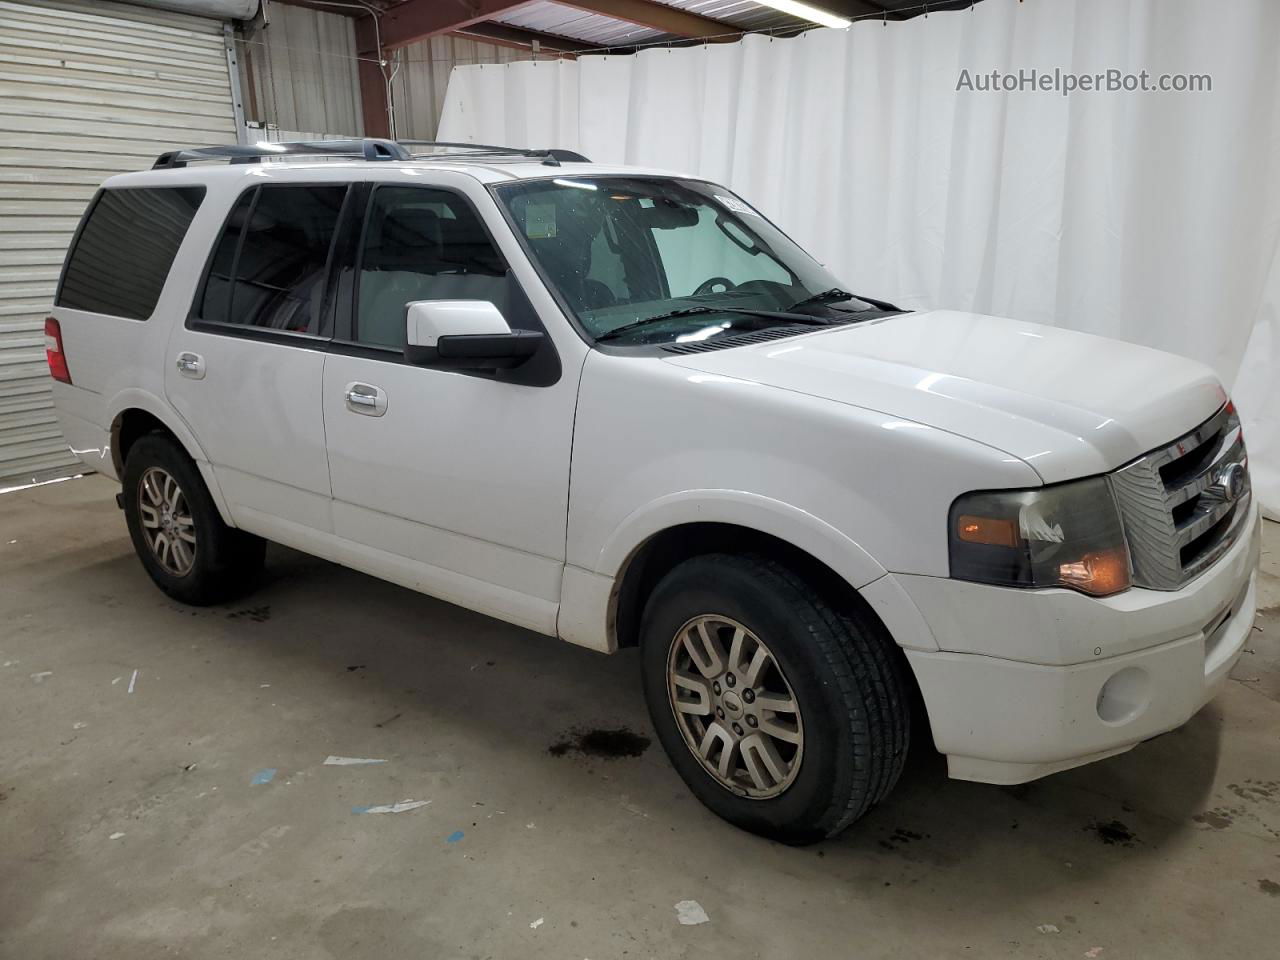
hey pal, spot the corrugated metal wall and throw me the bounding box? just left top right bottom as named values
left=392, top=35, right=524, bottom=140
left=239, top=2, right=362, bottom=137
left=237, top=6, right=526, bottom=141
left=0, top=0, right=237, bottom=485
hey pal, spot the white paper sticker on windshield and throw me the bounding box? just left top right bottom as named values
left=525, top=203, right=557, bottom=239
left=715, top=194, right=756, bottom=216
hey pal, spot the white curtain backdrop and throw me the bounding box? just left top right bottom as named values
left=438, top=0, right=1280, bottom=519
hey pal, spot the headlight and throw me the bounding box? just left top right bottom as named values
left=948, top=476, right=1131, bottom=596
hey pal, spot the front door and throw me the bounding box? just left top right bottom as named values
left=165, top=182, right=351, bottom=533
left=320, top=182, right=579, bottom=634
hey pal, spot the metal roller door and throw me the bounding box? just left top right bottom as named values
left=0, top=0, right=238, bottom=485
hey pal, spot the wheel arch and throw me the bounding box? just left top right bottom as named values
left=607, top=519, right=934, bottom=753
left=590, top=491, right=892, bottom=652
left=610, top=520, right=875, bottom=650
left=108, top=390, right=234, bottom=525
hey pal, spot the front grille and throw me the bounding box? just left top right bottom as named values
left=1109, top=403, right=1251, bottom=590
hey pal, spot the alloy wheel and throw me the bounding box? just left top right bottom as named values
left=137, top=466, right=197, bottom=576
left=666, top=614, right=804, bottom=799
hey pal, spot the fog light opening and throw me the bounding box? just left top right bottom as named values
left=1096, top=667, right=1151, bottom=725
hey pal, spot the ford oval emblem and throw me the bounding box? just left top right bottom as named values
left=1217, top=462, right=1246, bottom=502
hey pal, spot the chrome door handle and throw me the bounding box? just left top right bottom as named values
left=175, top=352, right=205, bottom=379
left=343, top=382, right=387, bottom=417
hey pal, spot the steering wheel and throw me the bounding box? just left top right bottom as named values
left=691, top=276, right=737, bottom=297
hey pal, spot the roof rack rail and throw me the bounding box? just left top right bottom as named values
left=151, top=138, right=591, bottom=170
left=397, top=140, right=591, bottom=166
left=153, top=138, right=410, bottom=169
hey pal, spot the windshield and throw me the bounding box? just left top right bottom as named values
left=493, top=176, right=878, bottom=346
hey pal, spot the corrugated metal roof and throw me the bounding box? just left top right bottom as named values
left=371, top=1, right=973, bottom=50
left=490, top=1, right=813, bottom=47
left=658, top=1, right=805, bottom=32
left=492, top=3, right=665, bottom=46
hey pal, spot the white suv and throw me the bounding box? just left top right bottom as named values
left=48, top=139, right=1260, bottom=843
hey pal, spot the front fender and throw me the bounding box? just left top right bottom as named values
left=595, top=489, right=887, bottom=589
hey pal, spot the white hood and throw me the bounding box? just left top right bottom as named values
left=662, top=310, right=1226, bottom=484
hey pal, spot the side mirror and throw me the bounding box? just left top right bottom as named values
left=404, top=300, right=543, bottom=370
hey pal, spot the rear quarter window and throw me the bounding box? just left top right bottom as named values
left=57, top=186, right=206, bottom=321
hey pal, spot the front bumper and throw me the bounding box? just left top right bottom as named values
left=893, top=503, right=1261, bottom=785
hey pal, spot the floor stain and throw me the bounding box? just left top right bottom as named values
left=1194, top=807, right=1238, bottom=830
left=1228, top=781, right=1278, bottom=803
left=879, top=827, right=928, bottom=852
left=1000, top=783, right=1036, bottom=801
left=1195, top=804, right=1280, bottom=840
left=1259, top=879, right=1280, bottom=897
left=375, top=712, right=402, bottom=728
left=548, top=726, right=651, bottom=759
left=1087, top=819, right=1139, bottom=846
left=227, top=605, right=271, bottom=623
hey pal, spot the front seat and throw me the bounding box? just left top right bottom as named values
left=357, top=207, right=444, bottom=348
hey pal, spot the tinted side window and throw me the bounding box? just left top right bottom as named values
left=199, top=185, right=347, bottom=334
left=355, top=186, right=508, bottom=349
left=58, top=186, right=205, bottom=320
left=197, top=189, right=253, bottom=326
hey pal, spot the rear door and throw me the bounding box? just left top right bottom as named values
left=164, top=181, right=352, bottom=534
left=319, top=180, right=579, bottom=634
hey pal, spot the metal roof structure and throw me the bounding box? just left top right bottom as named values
left=269, top=0, right=981, bottom=137
left=278, top=1, right=981, bottom=57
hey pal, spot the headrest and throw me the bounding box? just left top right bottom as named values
left=380, top=207, right=442, bottom=251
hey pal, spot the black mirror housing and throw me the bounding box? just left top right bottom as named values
left=405, top=329, right=544, bottom=370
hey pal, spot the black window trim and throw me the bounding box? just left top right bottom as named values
left=56, top=184, right=207, bottom=323
left=54, top=188, right=103, bottom=310
left=325, top=180, right=561, bottom=387
left=186, top=180, right=356, bottom=347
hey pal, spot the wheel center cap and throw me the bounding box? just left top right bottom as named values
left=722, top=691, right=744, bottom=717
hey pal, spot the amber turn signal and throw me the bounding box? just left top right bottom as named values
left=956, top=514, right=1018, bottom=548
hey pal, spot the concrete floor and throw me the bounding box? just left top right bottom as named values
left=2, top=474, right=1278, bottom=960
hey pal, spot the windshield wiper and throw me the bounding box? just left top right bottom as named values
left=787, top=287, right=900, bottom=313
left=594, top=305, right=833, bottom=343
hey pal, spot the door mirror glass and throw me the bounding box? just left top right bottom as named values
left=405, top=300, right=543, bottom=369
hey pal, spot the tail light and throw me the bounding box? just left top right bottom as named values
left=45, top=317, right=71, bottom=384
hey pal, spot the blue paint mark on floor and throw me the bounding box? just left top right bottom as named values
left=447, top=830, right=464, bottom=844
left=352, top=805, right=372, bottom=814
left=250, top=768, right=277, bottom=785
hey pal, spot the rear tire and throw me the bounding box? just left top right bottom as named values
left=639, top=553, right=910, bottom=845
left=122, top=433, right=264, bottom=605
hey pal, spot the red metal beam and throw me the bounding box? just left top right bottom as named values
left=363, top=0, right=741, bottom=53
left=452, top=21, right=593, bottom=55
left=354, top=14, right=392, bottom=137
left=357, top=53, right=391, bottom=138
left=370, top=0, right=538, bottom=53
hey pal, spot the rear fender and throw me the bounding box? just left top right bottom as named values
left=107, top=388, right=235, bottom=526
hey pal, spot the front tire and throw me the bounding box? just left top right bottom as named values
left=640, top=553, right=910, bottom=844
left=122, top=433, right=264, bottom=605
